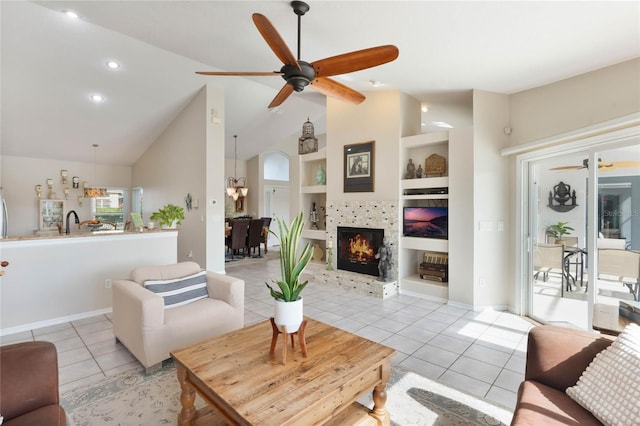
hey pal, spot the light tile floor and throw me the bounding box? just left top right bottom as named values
left=1, top=258, right=534, bottom=411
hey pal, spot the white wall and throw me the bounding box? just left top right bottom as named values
left=1, top=156, right=131, bottom=236
left=1, top=231, right=177, bottom=334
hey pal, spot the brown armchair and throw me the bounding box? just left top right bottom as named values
left=511, top=325, right=614, bottom=425
left=0, top=341, right=67, bottom=425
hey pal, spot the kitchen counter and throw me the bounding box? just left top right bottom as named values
left=1, top=228, right=174, bottom=242
left=0, top=230, right=178, bottom=335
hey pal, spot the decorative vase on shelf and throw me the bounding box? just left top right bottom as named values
left=274, top=297, right=304, bottom=333
left=315, top=164, right=326, bottom=185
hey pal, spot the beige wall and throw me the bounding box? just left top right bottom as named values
left=327, top=91, right=417, bottom=202
left=471, top=90, right=511, bottom=308
left=133, top=84, right=226, bottom=272
left=509, top=58, right=640, bottom=146
left=1, top=156, right=131, bottom=236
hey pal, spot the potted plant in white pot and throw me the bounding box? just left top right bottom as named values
left=150, top=204, right=185, bottom=229
left=266, top=212, right=313, bottom=333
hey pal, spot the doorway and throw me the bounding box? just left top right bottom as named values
left=518, top=125, right=640, bottom=329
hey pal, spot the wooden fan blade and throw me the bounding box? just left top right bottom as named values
left=549, top=165, right=583, bottom=171
left=268, top=84, right=295, bottom=108
left=312, top=45, right=399, bottom=77
left=608, top=161, right=640, bottom=168
left=196, top=71, right=282, bottom=76
left=252, top=13, right=301, bottom=70
left=310, top=77, right=366, bottom=105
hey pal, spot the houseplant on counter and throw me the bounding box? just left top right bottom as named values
left=150, top=204, right=185, bottom=229
left=266, top=212, right=313, bottom=333
left=546, top=221, right=574, bottom=243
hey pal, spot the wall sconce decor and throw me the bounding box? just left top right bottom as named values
left=35, top=184, right=43, bottom=198
left=63, top=188, right=70, bottom=200
left=72, top=176, right=80, bottom=189
left=46, top=178, right=54, bottom=190
left=60, top=170, right=68, bottom=184
left=548, top=181, right=578, bottom=212
left=77, top=195, right=84, bottom=207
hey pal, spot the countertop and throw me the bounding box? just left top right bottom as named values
left=1, top=228, right=177, bottom=242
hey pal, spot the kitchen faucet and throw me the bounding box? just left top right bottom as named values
left=65, top=210, right=79, bottom=235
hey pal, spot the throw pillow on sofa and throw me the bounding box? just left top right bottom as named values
left=566, top=323, right=640, bottom=426
left=144, top=270, right=208, bottom=309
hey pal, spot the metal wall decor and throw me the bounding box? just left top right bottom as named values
left=548, top=181, right=578, bottom=212
left=298, top=118, right=318, bottom=155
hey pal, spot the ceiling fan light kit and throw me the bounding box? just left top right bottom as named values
left=196, top=1, right=398, bottom=108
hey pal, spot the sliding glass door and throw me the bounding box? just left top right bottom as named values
left=520, top=130, right=639, bottom=330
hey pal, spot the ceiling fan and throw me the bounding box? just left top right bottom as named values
left=550, top=158, right=640, bottom=172
left=196, top=1, right=399, bottom=108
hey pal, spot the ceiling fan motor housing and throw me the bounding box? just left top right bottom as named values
left=281, top=61, right=315, bottom=92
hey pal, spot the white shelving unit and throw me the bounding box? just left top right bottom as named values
left=399, top=131, right=450, bottom=300
left=299, top=149, right=327, bottom=263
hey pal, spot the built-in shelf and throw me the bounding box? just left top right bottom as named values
left=302, top=229, right=326, bottom=240
left=301, top=185, right=327, bottom=194
left=401, top=176, right=449, bottom=190
left=399, top=131, right=451, bottom=300
left=400, top=236, right=448, bottom=252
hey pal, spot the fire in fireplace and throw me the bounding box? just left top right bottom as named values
left=337, top=226, right=384, bottom=277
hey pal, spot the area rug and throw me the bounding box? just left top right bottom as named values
left=61, top=362, right=512, bottom=425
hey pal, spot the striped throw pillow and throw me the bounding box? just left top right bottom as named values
left=144, top=270, right=208, bottom=309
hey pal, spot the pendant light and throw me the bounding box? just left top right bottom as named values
left=226, top=135, right=248, bottom=201
left=84, top=144, right=107, bottom=198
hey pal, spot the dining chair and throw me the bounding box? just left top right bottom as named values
left=598, top=248, right=640, bottom=301
left=261, top=217, right=272, bottom=253
left=227, top=219, right=250, bottom=259
left=533, top=243, right=565, bottom=296
left=247, top=219, right=265, bottom=258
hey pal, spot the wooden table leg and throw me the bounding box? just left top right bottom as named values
left=370, top=362, right=391, bottom=426
left=177, top=363, right=197, bottom=426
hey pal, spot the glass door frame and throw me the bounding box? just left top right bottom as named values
left=513, top=120, right=640, bottom=328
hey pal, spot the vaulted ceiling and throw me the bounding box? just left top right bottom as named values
left=2, top=1, right=638, bottom=166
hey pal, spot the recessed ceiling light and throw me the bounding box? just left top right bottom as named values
left=369, top=80, right=383, bottom=87
left=432, top=121, right=453, bottom=129
left=90, top=94, right=104, bottom=103
left=64, top=10, right=79, bottom=19
left=106, top=61, right=120, bottom=69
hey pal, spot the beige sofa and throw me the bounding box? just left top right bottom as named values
left=113, top=261, right=244, bottom=372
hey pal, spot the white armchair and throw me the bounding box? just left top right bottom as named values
left=113, top=261, right=244, bottom=372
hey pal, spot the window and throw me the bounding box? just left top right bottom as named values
left=91, top=189, right=125, bottom=228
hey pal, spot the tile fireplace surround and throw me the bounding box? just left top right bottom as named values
left=318, top=200, right=399, bottom=298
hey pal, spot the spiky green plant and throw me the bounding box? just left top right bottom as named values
left=265, top=212, right=313, bottom=302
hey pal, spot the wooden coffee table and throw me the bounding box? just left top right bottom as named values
left=171, top=318, right=396, bottom=426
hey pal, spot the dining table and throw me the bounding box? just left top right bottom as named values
left=225, top=224, right=270, bottom=254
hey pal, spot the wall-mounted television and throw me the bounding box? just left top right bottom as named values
left=403, top=207, right=448, bottom=239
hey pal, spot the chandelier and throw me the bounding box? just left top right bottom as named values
left=226, top=135, right=248, bottom=201
left=84, top=144, right=107, bottom=198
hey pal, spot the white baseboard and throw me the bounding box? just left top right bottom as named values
left=1, top=308, right=113, bottom=337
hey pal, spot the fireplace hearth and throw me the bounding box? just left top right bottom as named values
left=337, top=226, right=384, bottom=277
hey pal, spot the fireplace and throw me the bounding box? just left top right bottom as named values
left=337, top=226, right=384, bottom=277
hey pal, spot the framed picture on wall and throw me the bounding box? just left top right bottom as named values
left=344, top=141, right=375, bottom=192
left=39, top=199, right=66, bottom=231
